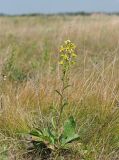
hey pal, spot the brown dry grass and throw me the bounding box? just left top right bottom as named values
left=0, top=14, right=119, bottom=159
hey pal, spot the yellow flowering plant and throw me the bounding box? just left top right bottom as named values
left=59, top=40, right=77, bottom=67
left=29, top=40, right=79, bottom=158
left=57, top=40, right=77, bottom=129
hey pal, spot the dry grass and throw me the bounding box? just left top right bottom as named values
left=0, top=14, right=119, bottom=159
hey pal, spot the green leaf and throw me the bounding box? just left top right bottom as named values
left=63, top=85, right=71, bottom=91
left=47, top=127, right=56, bottom=144
left=60, top=116, right=80, bottom=145
left=63, top=116, right=76, bottom=137
left=30, top=129, right=50, bottom=143
left=51, top=117, right=56, bottom=130
left=55, top=90, right=63, bottom=97
left=61, top=134, right=80, bottom=145
left=30, top=130, right=42, bottom=137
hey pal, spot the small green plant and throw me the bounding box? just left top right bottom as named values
left=29, top=40, right=79, bottom=158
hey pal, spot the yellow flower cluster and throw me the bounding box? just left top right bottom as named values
left=59, top=40, right=77, bottom=66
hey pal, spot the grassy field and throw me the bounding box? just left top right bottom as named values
left=0, top=14, right=119, bottom=160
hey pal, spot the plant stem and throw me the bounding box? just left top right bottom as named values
left=57, top=68, right=69, bottom=134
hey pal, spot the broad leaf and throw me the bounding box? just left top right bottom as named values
left=61, top=134, right=80, bottom=145
left=60, top=116, right=80, bottom=145
left=63, top=116, right=76, bottom=137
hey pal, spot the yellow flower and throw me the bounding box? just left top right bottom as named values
left=60, top=45, right=64, bottom=52
left=72, top=53, right=77, bottom=57
left=71, top=61, right=76, bottom=65
left=59, top=60, right=64, bottom=65
left=59, top=40, right=77, bottom=67
left=61, top=54, right=69, bottom=60
left=65, top=40, right=71, bottom=44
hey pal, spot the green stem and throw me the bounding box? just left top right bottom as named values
left=57, top=68, right=69, bottom=134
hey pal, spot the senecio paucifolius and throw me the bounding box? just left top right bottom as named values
left=59, top=40, right=77, bottom=68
